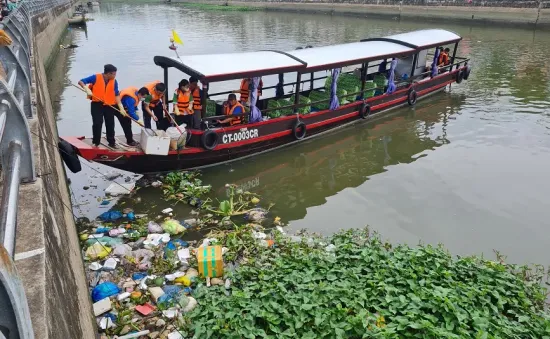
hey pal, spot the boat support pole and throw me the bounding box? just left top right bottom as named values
left=450, top=42, right=458, bottom=72
left=360, top=62, right=368, bottom=100
left=293, top=73, right=301, bottom=114
left=163, top=66, right=169, bottom=107
left=410, top=53, right=418, bottom=80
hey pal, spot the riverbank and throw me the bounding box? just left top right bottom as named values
left=169, top=0, right=550, bottom=29
left=81, top=172, right=550, bottom=338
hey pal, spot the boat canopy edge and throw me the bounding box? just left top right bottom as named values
left=374, top=29, right=462, bottom=50
left=154, top=52, right=307, bottom=82
left=154, top=55, right=205, bottom=80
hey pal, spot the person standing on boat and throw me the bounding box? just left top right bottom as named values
left=118, top=86, right=150, bottom=146
left=142, top=81, right=168, bottom=130
left=438, top=47, right=449, bottom=68
left=218, top=93, right=244, bottom=126
left=172, top=79, right=193, bottom=127
left=188, top=76, right=202, bottom=129
left=78, top=64, right=126, bottom=148
left=234, top=77, right=263, bottom=105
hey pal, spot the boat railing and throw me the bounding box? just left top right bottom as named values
left=0, top=0, right=72, bottom=338
left=206, top=68, right=374, bottom=98
left=201, top=56, right=469, bottom=124
left=202, top=84, right=388, bottom=124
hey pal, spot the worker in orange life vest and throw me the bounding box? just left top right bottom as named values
left=438, top=47, right=449, bottom=67
left=172, top=79, right=193, bottom=127
left=142, top=81, right=168, bottom=131
left=78, top=64, right=126, bottom=148
left=233, top=77, right=263, bottom=105
left=218, top=93, right=245, bottom=126
left=118, top=86, right=150, bottom=146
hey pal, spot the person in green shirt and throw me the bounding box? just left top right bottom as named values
left=172, top=79, right=194, bottom=127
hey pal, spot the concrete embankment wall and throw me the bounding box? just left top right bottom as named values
left=172, top=0, right=550, bottom=28
left=12, top=1, right=96, bottom=338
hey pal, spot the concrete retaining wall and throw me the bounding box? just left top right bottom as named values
left=12, top=1, right=96, bottom=338
left=173, top=0, right=550, bottom=28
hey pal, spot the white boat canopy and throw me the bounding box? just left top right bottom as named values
left=154, top=29, right=461, bottom=82
left=287, top=41, right=415, bottom=72
left=153, top=51, right=307, bottom=83
left=380, top=29, right=462, bottom=49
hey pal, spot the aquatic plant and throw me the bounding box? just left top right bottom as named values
left=182, top=228, right=550, bottom=338
left=162, top=171, right=211, bottom=206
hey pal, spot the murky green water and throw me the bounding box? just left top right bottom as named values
left=52, top=3, right=550, bottom=265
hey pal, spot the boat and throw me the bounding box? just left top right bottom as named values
left=62, top=29, right=472, bottom=174
left=68, top=15, right=86, bottom=25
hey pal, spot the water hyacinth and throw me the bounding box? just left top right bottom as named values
left=183, top=228, right=550, bottom=338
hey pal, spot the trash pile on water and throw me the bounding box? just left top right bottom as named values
left=80, top=172, right=281, bottom=338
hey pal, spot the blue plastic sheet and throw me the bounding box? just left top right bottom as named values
left=431, top=47, right=440, bottom=78
left=163, top=285, right=183, bottom=298
left=92, top=282, right=120, bottom=302
left=386, top=59, right=398, bottom=94
left=132, top=273, right=147, bottom=281
left=99, top=210, right=123, bottom=221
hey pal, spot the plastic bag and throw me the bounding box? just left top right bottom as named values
left=162, top=220, right=185, bottom=235
left=86, top=236, right=123, bottom=247
left=163, top=285, right=183, bottom=299
left=166, top=126, right=187, bottom=150
left=148, top=221, right=163, bottom=233
left=143, top=233, right=170, bottom=247
left=99, top=210, right=123, bottom=221
left=92, top=282, right=120, bottom=302
left=112, top=244, right=132, bottom=256
left=132, top=249, right=155, bottom=271
left=85, top=243, right=112, bottom=260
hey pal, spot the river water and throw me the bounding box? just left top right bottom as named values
left=51, top=3, right=550, bottom=265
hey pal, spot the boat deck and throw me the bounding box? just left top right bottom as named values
left=76, top=134, right=203, bottom=154
left=83, top=135, right=142, bottom=152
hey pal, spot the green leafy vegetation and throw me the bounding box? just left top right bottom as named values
left=182, top=228, right=550, bottom=338
left=162, top=171, right=211, bottom=206
left=309, top=90, right=330, bottom=110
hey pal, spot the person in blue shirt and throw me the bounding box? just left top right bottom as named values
left=119, top=86, right=149, bottom=146
left=78, top=64, right=126, bottom=148
left=218, top=94, right=245, bottom=126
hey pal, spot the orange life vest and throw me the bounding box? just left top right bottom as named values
left=438, top=52, right=449, bottom=66
left=191, top=87, right=202, bottom=111
left=239, top=78, right=263, bottom=103
left=119, top=87, right=139, bottom=108
left=175, top=89, right=192, bottom=114
left=90, top=73, right=116, bottom=105
left=145, top=81, right=162, bottom=108
left=224, top=102, right=245, bottom=126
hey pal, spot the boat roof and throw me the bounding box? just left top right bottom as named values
left=154, top=51, right=307, bottom=82
left=154, top=29, right=461, bottom=82
left=361, top=29, right=462, bottom=50
left=286, top=40, right=415, bottom=72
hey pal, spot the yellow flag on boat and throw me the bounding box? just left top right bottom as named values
left=172, top=30, right=183, bottom=45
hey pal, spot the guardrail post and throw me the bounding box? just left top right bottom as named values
left=0, top=140, right=22, bottom=256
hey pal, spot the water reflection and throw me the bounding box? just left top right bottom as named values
left=202, top=93, right=463, bottom=221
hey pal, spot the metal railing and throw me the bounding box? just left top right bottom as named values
left=0, top=0, right=71, bottom=338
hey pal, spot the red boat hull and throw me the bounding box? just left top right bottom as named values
left=62, top=70, right=461, bottom=173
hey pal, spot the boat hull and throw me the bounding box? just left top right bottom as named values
left=62, top=69, right=461, bottom=173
